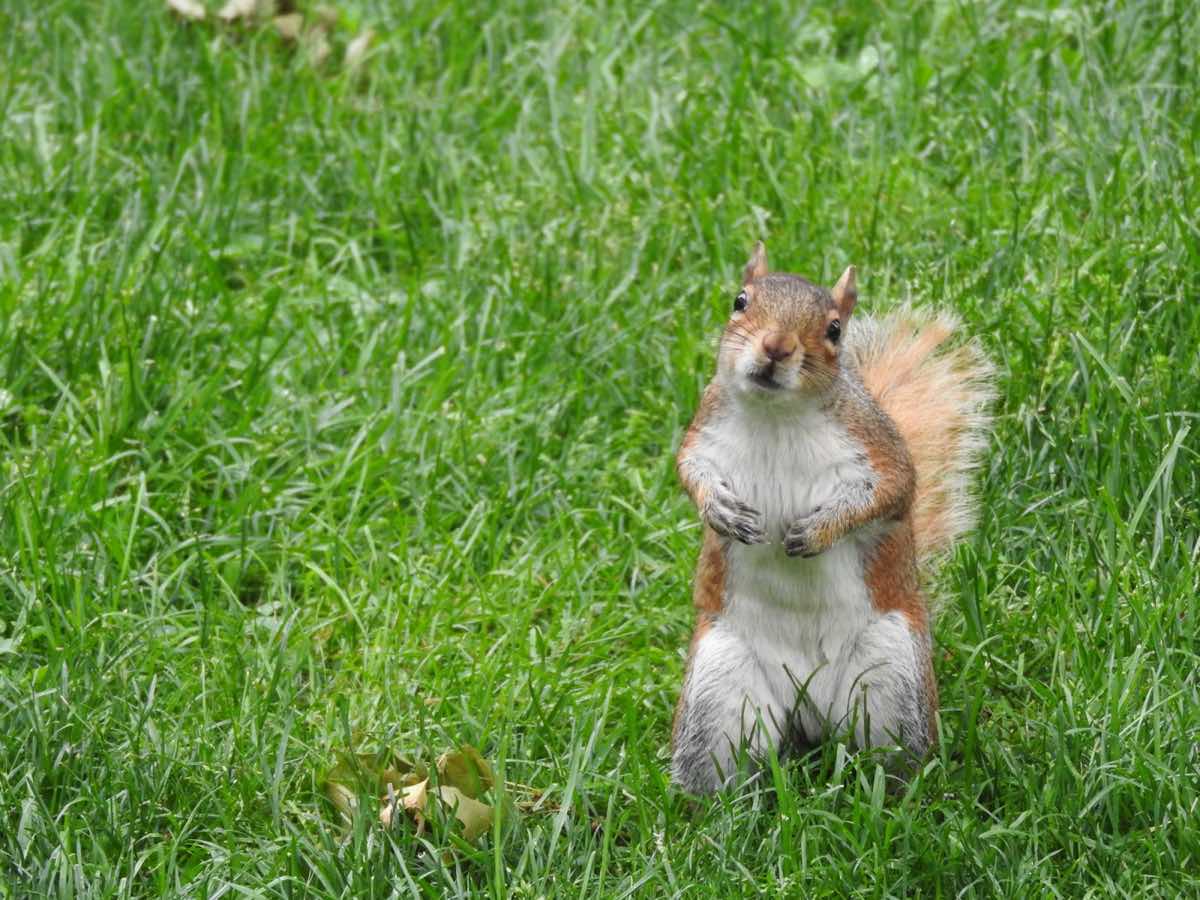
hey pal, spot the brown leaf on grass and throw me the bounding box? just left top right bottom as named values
left=324, top=751, right=425, bottom=810
left=378, top=780, right=493, bottom=841
left=437, top=745, right=495, bottom=799
left=344, top=29, right=375, bottom=70
left=313, top=5, right=340, bottom=30
left=169, top=0, right=377, bottom=80
left=326, top=746, right=505, bottom=845
left=436, top=787, right=494, bottom=841
left=402, top=779, right=429, bottom=813
left=379, top=778, right=430, bottom=831
left=273, top=12, right=303, bottom=41
left=217, top=0, right=261, bottom=24
left=325, top=780, right=358, bottom=823
left=305, top=29, right=332, bottom=67
left=380, top=765, right=425, bottom=789
left=379, top=788, right=398, bottom=828
left=167, top=0, right=207, bottom=21
left=364, top=752, right=428, bottom=787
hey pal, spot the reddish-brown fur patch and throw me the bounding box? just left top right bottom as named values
left=676, top=384, right=722, bottom=508
left=800, top=328, right=838, bottom=370
left=863, top=520, right=926, bottom=630
left=863, top=520, right=937, bottom=743
left=693, top=528, right=726, bottom=617
left=841, top=415, right=916, bottom=537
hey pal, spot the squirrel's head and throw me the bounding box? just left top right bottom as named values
left=717, top=241, right=858, bottom=401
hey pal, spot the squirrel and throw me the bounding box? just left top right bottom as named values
left=671, top=241, right=994, bottom=794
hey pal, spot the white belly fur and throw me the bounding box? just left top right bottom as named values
left=700, top=402, right=885, bottom=740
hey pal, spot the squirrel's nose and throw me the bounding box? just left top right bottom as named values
left=762, top=333, right=798, bottom=362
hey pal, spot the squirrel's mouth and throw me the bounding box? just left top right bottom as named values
left=748, top=365, right=782, bottom=391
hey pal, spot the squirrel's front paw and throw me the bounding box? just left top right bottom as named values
left=704, top=481, right=766, bottom=545
left=784, top=510, right=833, bottom=558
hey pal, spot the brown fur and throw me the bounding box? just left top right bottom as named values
left=861, top=519, right=937, bottom=743
left=863, top=521, right=925, bottom=629
left=841, top=409, right=915, bottom=528
left=693, top=528, right=726, bottom=617
left=800, top=328, right=837, bottom=372
left=676, top=383, right=721, bottom=509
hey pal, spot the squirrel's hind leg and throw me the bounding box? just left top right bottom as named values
left=835, top=611, right=937, bottom=764
left=671, top=621, right=786, bottom=795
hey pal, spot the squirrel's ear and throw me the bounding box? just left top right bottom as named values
left=743, top=241, right=769, bottom=284
left=832, top=266, right=858, bottom=319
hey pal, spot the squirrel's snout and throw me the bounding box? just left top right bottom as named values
left=762, top=333, right=798, bottom=362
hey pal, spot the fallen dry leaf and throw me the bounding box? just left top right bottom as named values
left=305, top=29, right=332, bottom=67
left=325, top=780, right=358, bottom=823
left=313, top=4, right=339, bottom=30
left=437, top=745, right=495, bottom=799
left=325, top=745, right=509, bottom=846
left=217, top=0, right=260, bottom=23
left=402, top=779, right=429, bottom=814
left=344, top=29, right=374, bottom=70
left=376, top=778, right=493, bottom=841
left=379, top=784, right=398, bottom=828
left=169, top=0, right=379, bottom=81
left=273, top=12, right=303, bottom=41
left=167, top=0, right=207, bottom=21
left=379, top=778, right=429, bottom=831
left=436, top=786, right=494, bottom=842
left=380, top=766, right=424, bottom=789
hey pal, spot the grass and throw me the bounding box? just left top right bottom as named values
left=1, top=0, right=1198, bottom=895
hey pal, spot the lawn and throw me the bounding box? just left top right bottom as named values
left=2, top=0, right=1198, bottom=896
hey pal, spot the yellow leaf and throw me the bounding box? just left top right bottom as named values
left=401, top=778, right=429, bottom=812
left=399, top=778, right=429, bottom=833
left=436, top=786, right=494, bottom=842
left=381, top=779, right=422, bottom=829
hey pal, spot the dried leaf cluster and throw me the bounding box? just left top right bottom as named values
left=324, top=746, right=505, bottom=844
left=166, top=0, right=375, bottom=72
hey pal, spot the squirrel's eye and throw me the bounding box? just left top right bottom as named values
left=826, top=319, right=841, bottom=343
left=733, top=291, right=748, bottom=313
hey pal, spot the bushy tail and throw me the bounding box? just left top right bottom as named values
left=848, top=308, right=996, bottom=565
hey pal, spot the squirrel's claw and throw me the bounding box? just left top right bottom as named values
left=705, top=482, right=766, bottom=545
left=728, top=514, right=767, bottom=545
left=784, top=512, right=830, bottom=558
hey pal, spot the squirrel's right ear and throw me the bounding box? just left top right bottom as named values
left=832, top=266, right=858, bottom=320
left=743, top=241, right=769, bottom=284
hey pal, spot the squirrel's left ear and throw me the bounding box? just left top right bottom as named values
left=832, top=266, right=858, bottom=320
left=743, top=241, right=769, bottom=284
